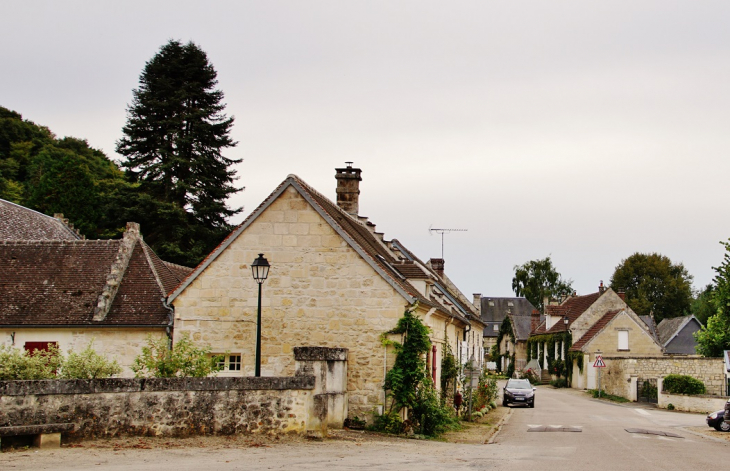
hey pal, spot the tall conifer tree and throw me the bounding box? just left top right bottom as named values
left=116, top=40, right=241, bottom=231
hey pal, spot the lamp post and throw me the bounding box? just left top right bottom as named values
left=251, top=253, right=270, bottom=377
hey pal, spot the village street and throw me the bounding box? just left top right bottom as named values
left=2, top=386, right=727, bottom=471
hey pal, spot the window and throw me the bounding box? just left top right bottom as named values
left=618, top=331, right=629, bottom=351
left=215, top=354, right=242, bottom=371
left=493, top=324, right=499, bottom=332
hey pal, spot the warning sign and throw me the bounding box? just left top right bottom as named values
left=593, top=355, right=606, bottom=368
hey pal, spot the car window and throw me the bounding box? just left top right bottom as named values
left=506, top=380, right=531, bottom=389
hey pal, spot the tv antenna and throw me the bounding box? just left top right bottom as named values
left=429, top=226, right=467, bottom=259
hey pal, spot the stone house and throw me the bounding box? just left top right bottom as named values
left=656, top=315, right=702, bottom=355
left=0, top=199, right=191, bottom=375
left=529, top=283, right=659, bottom=382
left=568, top=307, right=663, bottom=390
left=168, top=165, right=485, bottom=417
left=481, top=297, right=539, bottom=372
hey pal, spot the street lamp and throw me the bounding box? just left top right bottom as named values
left=563, top=316, right=569, bottom=326
left=251, top=253, right=270, bottom=377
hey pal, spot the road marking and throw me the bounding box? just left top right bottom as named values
left=634, top=409, right=651, bottom=416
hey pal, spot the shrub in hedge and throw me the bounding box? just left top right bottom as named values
left=662, top=374, right=706, bottom=395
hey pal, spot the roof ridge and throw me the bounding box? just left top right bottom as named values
left=93, top=223, right=140, bottom=322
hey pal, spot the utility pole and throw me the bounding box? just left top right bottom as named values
left=429, top=227, right=467, bottom=259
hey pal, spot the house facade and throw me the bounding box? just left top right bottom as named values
left=168, top=166, right=484, bottom=417
left=0, top=199, right=190, bottom=375
left=482, top=297, right=539, bottom=372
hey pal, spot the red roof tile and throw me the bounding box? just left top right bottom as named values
left=569, top=310, right=622, bottom=351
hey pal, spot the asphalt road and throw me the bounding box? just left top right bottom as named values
left=492, top=386, right=728, bottom=470
left=2, top=386, right=727, bottom=470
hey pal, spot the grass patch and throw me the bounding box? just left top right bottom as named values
left=586, top=389, right=630, bottom=403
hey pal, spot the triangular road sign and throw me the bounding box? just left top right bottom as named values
left=593, top=355, right=606, bottom=368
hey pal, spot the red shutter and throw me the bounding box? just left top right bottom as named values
left=24, top=341, right=58, bottom=354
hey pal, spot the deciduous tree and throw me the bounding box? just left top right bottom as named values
left=512, top=257, right=573, bottom=313
left=609, top=252, right=693, bottom=323
left=695, top=241, right=730, bottom=356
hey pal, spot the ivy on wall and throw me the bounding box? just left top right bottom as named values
left=526, top=331, right=575, bottom=381
left=495, top=317, right=517, bottom=378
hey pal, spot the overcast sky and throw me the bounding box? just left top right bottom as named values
left=3, top=1, right=729, bottom=299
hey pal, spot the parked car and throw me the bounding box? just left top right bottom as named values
left=502, top=379, right=536, bottom=408
left=707, top=409, right=730, bottom=432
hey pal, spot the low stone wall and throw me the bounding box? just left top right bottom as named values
left=579, top=355, right=725, bottom=400
left=657, top=377, right=728, bottom=413
left=0, top=346, right=348, bottom=440
left=0, top=376, right=314, bottom=439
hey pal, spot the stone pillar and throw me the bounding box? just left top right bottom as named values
left=294, top=347, right=348, bottom=437
left=629, top=375, right=638, bottom=402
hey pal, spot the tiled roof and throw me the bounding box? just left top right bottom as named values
left=168, top=175, right=475, bottom=326
left=569, top=310, right=621, bottom=351
left=0, top=238, right=186, bottom=327
left=534, top=291, right=603, bottom=334
left=0, top=199, right=81, bottom=240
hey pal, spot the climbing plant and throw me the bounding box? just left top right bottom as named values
left=380, top=304, right=458, bottom=437
left=494, top=317, right=516, bottom=376
left=526, top=331, right=573, bottom=382
left=440, top=335, right=458, bottom=405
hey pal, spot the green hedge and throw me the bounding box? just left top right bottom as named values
left=662, top=374, right=706, bottom=395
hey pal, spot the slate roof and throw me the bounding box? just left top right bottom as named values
left=168, top=174, right=476, bottom=327
left=656, top=315, right=701, bottom=353
left=569, top=309, right=622, bottom=351
left=639, top=315, right=658, bottom=339
left=656, top=316, right=689, bottom=345
left=0, top=199, right=81, bottom=241
left=510, top=314, right=535, bottom=341
left=0, top=235, right=187, bottom=327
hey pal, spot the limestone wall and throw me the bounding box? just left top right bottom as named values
left=0, top=346, right=349, bottom=439
left=573, top=355, right=725, bottom=399
left=0, top=328, right=166, bottom=377
left=173, top=187, right=412, bottom=417
left=0, top=376, right=313, bottom=438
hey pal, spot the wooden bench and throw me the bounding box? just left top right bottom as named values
left=0, top=423, right=75, bottom=450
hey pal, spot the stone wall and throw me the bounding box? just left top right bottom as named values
left=589, top=355, right=725, bottom=399
left=0, top=347, right=348, bottom=439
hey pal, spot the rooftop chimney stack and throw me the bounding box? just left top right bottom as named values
left=531, top=309, right=540, bottom=333
left=335, top=162, right=362, bottom=216
left=599, top=280, right=607, bottom=294
left=430, top=258, right=445, bottom=277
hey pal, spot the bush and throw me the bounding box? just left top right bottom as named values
left=523, top=368, right=540, bottom=384
left=60, top=342, right=122, bottom=379
left=550, top=378, right=568, bottom=388
left=132, top=334, right=223, bottom=378
left=0, top=345, right=63, bottom=380
left=662, top=374, right=706, bottom=395
left=667, top=403, right=675, bottom=410
left=372, top=411, right=403, bottom=434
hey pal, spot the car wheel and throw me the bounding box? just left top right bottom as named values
left=720, top=421, right=730, bottom=432
left=529, top=401, right=535, bottom=408
left=502, top=399, right=508, bottom=407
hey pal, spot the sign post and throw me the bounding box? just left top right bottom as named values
left=593, top=353, right=606, bottom=397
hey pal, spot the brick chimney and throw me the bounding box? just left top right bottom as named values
left=430, top=258, right=445, bottom=277
left=618, top=290, right=626, bottom=301
left=531, top=309, right=540, bottom=333
left=335, top=162, right=362, bottom=216
left=598, top=280, right=607, bottom=294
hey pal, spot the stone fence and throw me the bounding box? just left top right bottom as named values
left=656, top=381, right=728, bottom=413
left=595, top=356, right=725, bottom=400
left=0, top=346, right=347, bottom=440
